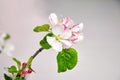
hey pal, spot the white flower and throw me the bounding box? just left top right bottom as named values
left=0, top=33, right=14, bottom=56
left=47, top=25, right=72, bottom=52
left=47, top=13, right=84, bottom=52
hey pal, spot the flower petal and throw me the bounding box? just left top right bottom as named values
left=47, top=36, right=62, bottom=52
left=71, top=23, right=83, bottom=33
left=71, top=34, right=84, bottom=43
left=61, top=40, right=73, bottom=48
left=49, top=13, right=58, bottom=26
left=79, top=23, right=84, bottom=31
left=0, top=33, right=6, bottom=45
left=3, top=43, right=14, bottom=57
left=52, top=25, right=64, bottom=35
left=61, top=28, right=72, bottom=39
left=62, top=17, right=73, bottom=28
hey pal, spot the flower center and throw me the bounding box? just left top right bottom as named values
left=55, top=35, right=62, bottom=41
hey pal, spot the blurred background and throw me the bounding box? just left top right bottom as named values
left=0, top=0, right=120, bottom=80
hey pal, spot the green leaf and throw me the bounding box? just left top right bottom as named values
left=8, top=66, right=17, bottom=73
left=4, top=74, right=12, bottom=80
left=27, top=56, right=33, bottom=67
left=28, top=65, right=35, bottom=72
left=12, top=58, right=21, bottom=70
left=40, top=33, right=52, bottom=49
left=57, top=48, right=78, bottom=73
left=4, top=34, right=10, bottom=40
left=33, top=24, right=50, bottom=32
left=15, top=77, right=22, bottom=80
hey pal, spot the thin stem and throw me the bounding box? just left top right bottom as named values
left=32, top=47, right=44, bottom=59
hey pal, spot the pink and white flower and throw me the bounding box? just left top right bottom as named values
left=47, top=13, right=83, bottom=52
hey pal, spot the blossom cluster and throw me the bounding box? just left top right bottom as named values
left=47, top=13, right=83, bottom=52
left=2, top=13, right=84, bottom=80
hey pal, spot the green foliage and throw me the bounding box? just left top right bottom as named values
left=27, top=56, right=33, bottom=67
left=8, top=66, right=17, bottom=74
left=4, top=74, right=12, bottom=80
left=15, top=77, right=22, bottom=80
left=12, top=58, right=21, bottom=70
left=57, top=48, right=78, bottom=73
left=40, top=33, right=53, bottom=49
left=33, top=24, right=50, bottom=32
left=4, top=34, right=10, bottom=40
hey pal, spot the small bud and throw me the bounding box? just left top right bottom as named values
left=22, top=62, right=27, bottom=67
left=27, top=69, right=32, bottom=74
left=22, top=71, right=27, bottom=75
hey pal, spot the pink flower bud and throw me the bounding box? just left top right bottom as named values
left=22, top=71, right=27, bottom=75
left=27, top=69, right=32, bottom=74
left=22, top=62, right=27, bottom=67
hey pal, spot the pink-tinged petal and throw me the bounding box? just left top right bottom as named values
left=71, top=24, right=80, bottom=33
left=62, top=17, right=73, bottom=28
left=47, top=36, right=62, bottom=52
left=72, top=34, right=84, bottom=43
left=61, top=28, right=72, bottom=39
left=70, top=36, right=78, bottom=42
left=71, top=23, right=83, bottom=33
left=52, top=25, right=64, bottom=35
left=61, top=40, right=73, bottom=48
left=49, top=13, right=58, bottom=26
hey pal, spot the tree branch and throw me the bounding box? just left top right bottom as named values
left=32, top=47, right=44, bottom=59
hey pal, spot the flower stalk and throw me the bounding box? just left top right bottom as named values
left=32, top=47, right=44, bottom=59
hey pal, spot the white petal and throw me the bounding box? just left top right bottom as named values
left=49, top=13, right=58, bottom=26
left=61, top=40, right=73, bottom=48
left=3, top=43, right=14, bottom=57
left=47, top=36, right=62, bottom=52
left=46, top=36, right=56, bottom=45
left=61, top=28, right=72, bottom=39
left=0, top=33, right=7, bottom=38
left=52, top=25, right=64, bottom=35
left=79, top=23, right=84, bottom=31
left=0, top=33, right=6, bottom=45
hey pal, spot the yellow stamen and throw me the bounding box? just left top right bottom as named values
left=54, top=35, right=62, bottom=41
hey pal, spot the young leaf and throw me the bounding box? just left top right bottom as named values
left=4, top=34, right=10, bottom=40
left=15, top=77, right=22, bottom=80
left=4, top=74, right=12, bottom=80
left=8, top=66, right=17, bottom=73
left=27, top=56, right=33, bottom=67
left=57, top=48, right=78, bottom=73
left=33, top=24, right=50, bottom=32
left=28, top=64, right=35, bottom=72
left=12, top=58, right=21, bottom=70
left=40, top=33, right=52, bottom=49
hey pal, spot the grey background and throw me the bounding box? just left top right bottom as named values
left=0, top=0, right=120, bottom=80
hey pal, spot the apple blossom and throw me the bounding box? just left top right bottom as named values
left=47, top=13, right=83, bottom=52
